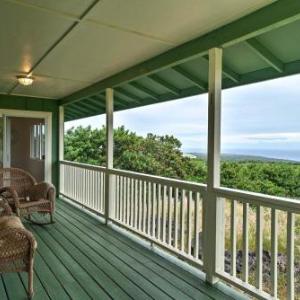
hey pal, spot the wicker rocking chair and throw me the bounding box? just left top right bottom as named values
left=0, top=168, right=56, bottom=225
left=0, top=198, right=37, bottom=299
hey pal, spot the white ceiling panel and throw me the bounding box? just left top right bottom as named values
left=21, top=0, right=96, bottom=17
left=13, top=75, right=91, bottom=99
left=86, top=0, right=274, bottom=45
left=0, top=1, right=74, bottom=73
left=35, top=23, right=172, bottom=82
left=0, top=71, right=17, bottom=93
left=0, top=0, right=276, bottom=99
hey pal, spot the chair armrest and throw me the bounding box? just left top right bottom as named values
left=0, top=198, right=13, bottom=217
left=0, top=226, right=37, bottom=257
left=27, top=182, right=56, bottom=203
left=0, top=186, right=20, bottom=207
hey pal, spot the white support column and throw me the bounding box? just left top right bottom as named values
left=105, top=88, right=115, bottom=224
left=58, top=106, right=64, bottom=194
left=204, top=47, right=224, bottom=284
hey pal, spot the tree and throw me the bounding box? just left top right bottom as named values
left=64, top=126, right=200, bottom=180
left=64, top=125, right=300, bottom=198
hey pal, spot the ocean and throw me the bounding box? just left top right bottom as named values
left=223, top=149, right=300, bottom=162
left=185, top=148, right=300, bottom=162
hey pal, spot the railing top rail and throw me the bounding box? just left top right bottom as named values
left=110, top=167, right=207, bottom=192
left=60, top=160, right=106, bottom=172
left=215, top=186, right=300, bottom=214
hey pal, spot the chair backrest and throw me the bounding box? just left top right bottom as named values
left=0, top=168, right=37, bottom=198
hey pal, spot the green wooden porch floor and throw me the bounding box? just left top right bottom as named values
left=0, top=199, right=234, bottom=300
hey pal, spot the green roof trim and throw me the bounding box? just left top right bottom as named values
left=61, top=0, right=300, bottom=107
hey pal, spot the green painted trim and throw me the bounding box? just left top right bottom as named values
left=202, top=55, right=240, bottom=83
left=68, top=104, right=91, bottom=115
left=115, top=87, right=142, bottom=104
left=147, top=74, right=180, bottom=96
left=172, top=66, right=207, bottom=90
left=66, top=58, right=300, bottom=122
left=97, top=94, right=127, bottom=108
left=129, top=82, right=159, bottom=100
left=223, top=59, right=300, bottom=89
left=89, top=96, right=106, bottom=108
left=245, top=38, right=283, bottom=72
left=60, top=0, right=300, bottom=106
left=79, top=101, right=103, bottom=113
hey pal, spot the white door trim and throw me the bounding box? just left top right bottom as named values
left=0, top=109, right=52, bottom=183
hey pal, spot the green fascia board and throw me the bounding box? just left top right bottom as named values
left=60, top=0, right=300, bottom=106
left=245, top=38, right=284, bottom=72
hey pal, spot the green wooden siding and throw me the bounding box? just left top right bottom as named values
left=0, top=95, right=59, bottom=187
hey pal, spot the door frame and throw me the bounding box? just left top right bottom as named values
left=0, top=109, right=52, bottom=183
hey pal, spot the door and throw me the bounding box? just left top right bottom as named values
left=3, top=116, right=46, bottom=182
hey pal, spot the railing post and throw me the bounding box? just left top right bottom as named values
left=58, top=105, right=64, bottom=195
left=203, top=47, right=224, bottom=284
left=105, top=88, right=115, bottom=224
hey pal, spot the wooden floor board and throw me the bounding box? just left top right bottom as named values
left=56, top=207, right=209, bottom=300
left=57, top=200, right=226, bottom=299
left=0, top=198, right=234, bottom=300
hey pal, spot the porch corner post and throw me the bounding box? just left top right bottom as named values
left=204, top=47, right=224, bottom=284
left=105, top=88, right=115, bottom=224
left=58, top=105, right=64, bottom=194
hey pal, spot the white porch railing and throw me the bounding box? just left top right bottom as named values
left=110, top=168, right=206, bottom=268
left=60, top=160, right=106, bottom=215
left=215, top=187, right=300, bottom=300
left=60, top=160, right=206, bottom=268
left=59, top=160, right=299, bottom=300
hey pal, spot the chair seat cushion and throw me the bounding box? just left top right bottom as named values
left=0, top=216, right=24, bottom=230
left=19, top=198, right=50, bottom=209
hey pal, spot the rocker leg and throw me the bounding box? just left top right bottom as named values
left=50, top=212, right=54, bottom=223
left=28, top=259, right=34, bottom=299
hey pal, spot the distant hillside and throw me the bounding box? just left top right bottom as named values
left=188, top=152, right=300, bottom=164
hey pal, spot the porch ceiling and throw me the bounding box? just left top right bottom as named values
left=2, top=1, right=300, bottom=121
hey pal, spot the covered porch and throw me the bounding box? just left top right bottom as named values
left=1, top=1, right=300, bottom=299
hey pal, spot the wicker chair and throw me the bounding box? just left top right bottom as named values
left=0, top=198, right=37, bottom=299
left=0, top=168, right=56, bottom=225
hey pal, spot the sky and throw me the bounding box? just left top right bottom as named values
left=65, top=74, right=300, bottom=161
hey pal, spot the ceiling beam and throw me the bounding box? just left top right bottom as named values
left=79, top=100, right=103, bottom=113
left=245, top=38, right=284, bottom=72
left=114, top=88, right=141, bottom=104
left=129, top=82, right=159, bottom=100
left=147, top=74, right=180, bottom=96
left=202, top=55, right=240, bottom=83
left=67, top=105, right=89, bottom=116
left=64, top=111, right=78, bottom=120
left=60, top=0, right=300, bottom=106
left=97, top=93, right=127, bottom=108
left=88, top=95, right=106, bottom=108
left=172, top=66, right=207, bottom=91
